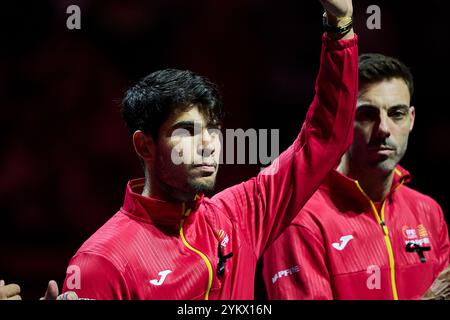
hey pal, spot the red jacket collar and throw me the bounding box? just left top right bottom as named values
left=323, top=165, right=411, bottom=207
left=120, top=178, right=204, bottom=229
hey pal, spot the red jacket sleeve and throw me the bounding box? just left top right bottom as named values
left=261, top=223, right=333, bottom=299
left=436, top=205, right=450, bottom=276
left=62, top=252, right=130, bottom=300
left=211, top=33, right=358, bottom=257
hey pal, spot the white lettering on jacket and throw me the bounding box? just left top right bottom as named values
left=272, top=266, right=300, bottom=284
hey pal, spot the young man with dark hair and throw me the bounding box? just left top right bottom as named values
left=44, top=0, right=359, bottom=300
left=260, top=53, right=450, bottom=300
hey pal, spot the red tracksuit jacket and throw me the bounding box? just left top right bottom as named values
left=261, top=166, right=450, bottom=300
left=61, top=34, right=358, bottom=300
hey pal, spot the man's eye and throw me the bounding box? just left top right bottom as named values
left=389, top=111, right=406, bottom=119
left=172, top=127, right=195, bottom=137
left=185, top=126, right=195, bottom=135
left=356, top=109, right=378, bottom=121
left=207, top=127, right=221, bottom=136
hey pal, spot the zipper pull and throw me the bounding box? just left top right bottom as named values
left=380, top=221, right=388, bottom=236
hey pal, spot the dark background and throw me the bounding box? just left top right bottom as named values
left=1, top=0, right=449, bottom=299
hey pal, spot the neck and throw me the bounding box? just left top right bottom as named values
left=338, top=155, right=394, bottom=202
left=142, top=171, right=195, bottom=203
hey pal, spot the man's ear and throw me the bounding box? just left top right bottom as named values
left=133, top=130, right=155, bottom=162
left=409, top=106, right=416, bottom=132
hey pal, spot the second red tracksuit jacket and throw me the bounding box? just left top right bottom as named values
left=261, top=166, right=450, bottom=300
left=61, top=34, right=358, bottom=300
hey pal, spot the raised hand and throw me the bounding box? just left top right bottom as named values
left=319, top=0, right=353, bottom=18
left=319, top=0, right=354, bottom=40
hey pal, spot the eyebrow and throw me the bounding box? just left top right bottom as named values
left=357, top=103, right=410, bottom=110
left=388, top=104, right=410, bottom=110
left=170, top=120, right=196, bottom=130
left=171, top=119, right=222, bottom=130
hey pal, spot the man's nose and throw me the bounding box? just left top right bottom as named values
left=375, top=113, right=391, bottom=139
left=198, top=129, right=215, bottom=156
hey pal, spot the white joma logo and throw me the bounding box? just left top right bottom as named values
left=332, top=235, right=354, bottom=251
left=150, top=270, right=172, bottom=286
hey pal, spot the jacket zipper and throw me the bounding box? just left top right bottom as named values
left=179, top=203, right=214, bottom=300
left=354, top=181, right=399, bottom=300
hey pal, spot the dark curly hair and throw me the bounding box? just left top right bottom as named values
left=121, top=69, right=224, bottom=139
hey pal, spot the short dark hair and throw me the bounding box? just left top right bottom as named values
left=358, top=53, right=414, bottom=98
left=121, top=69, right=224, bottom=139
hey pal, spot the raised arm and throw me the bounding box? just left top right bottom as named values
left=212, top=0, right=358, bottom=256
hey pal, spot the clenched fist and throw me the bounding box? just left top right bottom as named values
left=319, top=0, right=353, bottom=18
